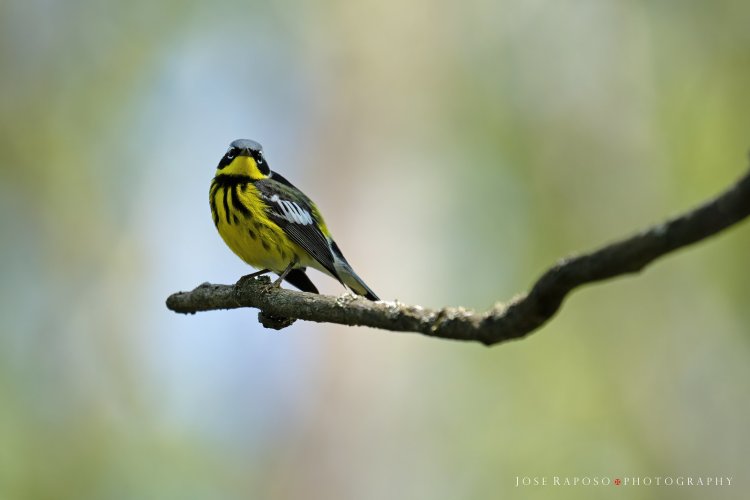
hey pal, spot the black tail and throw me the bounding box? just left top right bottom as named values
left=329, top=241, right=379, bottom=301
left=283, top=268, right=319, bottom=294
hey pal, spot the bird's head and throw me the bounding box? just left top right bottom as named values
left=215, top=139, right=270, bottom=180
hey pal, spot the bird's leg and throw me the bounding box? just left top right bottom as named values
left=237, top=268, right=272, bottom=288
left=261, top=262, right=299, bottom=327
left=272, top=261, right=296, bottom=287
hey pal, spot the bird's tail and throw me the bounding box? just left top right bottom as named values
left=330, top=242, right=379, bottom=301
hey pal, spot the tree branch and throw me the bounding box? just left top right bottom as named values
left=167, top=164, right=750, bottom=346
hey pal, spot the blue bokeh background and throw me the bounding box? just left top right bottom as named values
left=1, top=1, right=748, bottom=499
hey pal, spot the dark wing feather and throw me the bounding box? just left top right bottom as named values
left=255, top=176, right=338, bottom=277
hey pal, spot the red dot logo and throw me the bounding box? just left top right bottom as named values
left=614, top=478, right=622, bottom=486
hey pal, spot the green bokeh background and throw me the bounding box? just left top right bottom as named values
left=1, top=1, right=748, bottom=499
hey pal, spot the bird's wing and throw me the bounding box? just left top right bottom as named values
left=255, top=175, right=338, bottom=277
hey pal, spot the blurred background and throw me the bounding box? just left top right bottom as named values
left=1, top=1, right=749, bottom=499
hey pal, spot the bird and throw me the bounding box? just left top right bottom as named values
left=209, top=139, right=379, bottom=301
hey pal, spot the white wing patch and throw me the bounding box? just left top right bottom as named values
left=269, top=194, right=314, bottom=225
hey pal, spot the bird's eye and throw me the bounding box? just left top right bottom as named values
left=218, top=150, right=236, bottom=170
left=255, top=153, right=270, bottom=175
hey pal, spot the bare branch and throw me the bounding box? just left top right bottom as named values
left=167, top=165, right=750, bottom=346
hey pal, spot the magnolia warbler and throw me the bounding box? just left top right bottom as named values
left=209, top=139, right=379, bottom=301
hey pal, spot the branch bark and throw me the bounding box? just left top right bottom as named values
left=167, top=165, right=750, bottom=346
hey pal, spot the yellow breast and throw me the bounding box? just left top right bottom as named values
left=210, top=181, right=305, bottom=273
